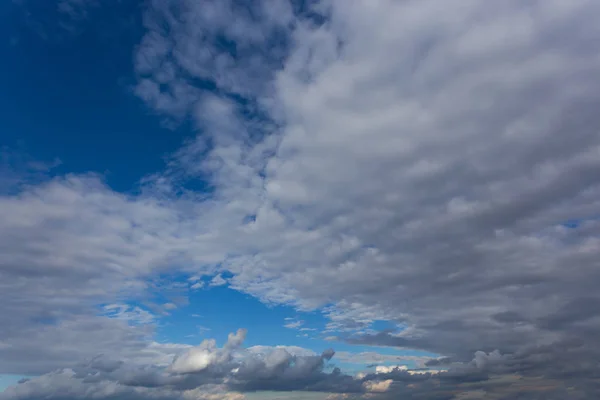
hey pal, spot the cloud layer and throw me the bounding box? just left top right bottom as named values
left=4, top=0, right=600, bottom=398
left=0, top=330, right=358, bottom=400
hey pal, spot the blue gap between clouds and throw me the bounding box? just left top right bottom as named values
left=561, top=215, right=600, bottom=229
left=97, top=272, right=438, bottom=371
left=0, top=375, right=32, bottom=392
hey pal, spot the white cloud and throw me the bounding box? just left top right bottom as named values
left=182, top=390, right=245, bottom=400
left=246, top=345, right=316, bottom=358
left=362, top=379, right=392, bottom=393
left=102, top=304, right=156, bottom=325
left=170, top=329, right=246, bottom=374
left=209, top=275, right=228, bottom=287
left=284, top=319, right=304, bottom=329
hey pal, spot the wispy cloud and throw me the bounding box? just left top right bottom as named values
left=283, top=319, right=304, bottom=330
left=102, top=303, right=156, bottom=325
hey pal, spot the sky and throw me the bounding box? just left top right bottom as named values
left=2, top=0, right=600, bottom=399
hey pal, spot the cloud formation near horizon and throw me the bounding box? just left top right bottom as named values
left=4, top=0, right=600, bottom=398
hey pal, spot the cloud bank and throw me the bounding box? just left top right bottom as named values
left=4, top=0, right=600, bottom=398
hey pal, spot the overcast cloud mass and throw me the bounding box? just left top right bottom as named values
left=3, top=0, right=600, bottom=398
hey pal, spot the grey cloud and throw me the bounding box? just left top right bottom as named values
left=0, top=331, right=360, bottom=399
left=0, top=368, right=182, bottom=400
left=426, top=358, right=453, bottom=367
left=491, top=311, right=527, bottom=325
left=169, top=329, right=247, bottom=375
left=134, top=0, right=294, bottom=115
left=228, top=344, right=358, bottom=393
left=0, top=175, right=221, bottom=374
left=134, top=0, right=600, bottom=396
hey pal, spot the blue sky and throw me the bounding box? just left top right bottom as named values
left=1, top=0, right=192, bottom=192
left=2, top=1, right=600, bottom=399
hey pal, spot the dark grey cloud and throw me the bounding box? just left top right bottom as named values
left=229, top=348, right=361, bottom=393
left=0, top=331, right=362, bottom=400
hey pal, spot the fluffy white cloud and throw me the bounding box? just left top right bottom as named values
left=362, top=379, right=392, bottom=393
left=170, top=329, right=247, bottom=374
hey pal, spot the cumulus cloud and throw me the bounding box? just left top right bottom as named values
left=362, top=379, right=392, bottom=393
left=5, top=0, right=600, bottom=398
left=169, top=329, right=248, bottom=375
left=0, top=330, right=361, bottom=399
left=228, top=345, right=358, bottom=393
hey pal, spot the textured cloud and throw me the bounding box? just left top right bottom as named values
left=0, top=367, right=246, bottom=400
left=4, top=0, right=600, bottom=399
left=170, top=329, right=247, bottom=374
left=0, top=174, right=221, bottom=374
left=131, top=0, right=600, bottom=397
left=0, top=330, right=360, bottom=400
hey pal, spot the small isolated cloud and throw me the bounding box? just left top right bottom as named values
left=284, top=319, right=304, bottom=329
left=209, top=275, right=228, bottom=287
